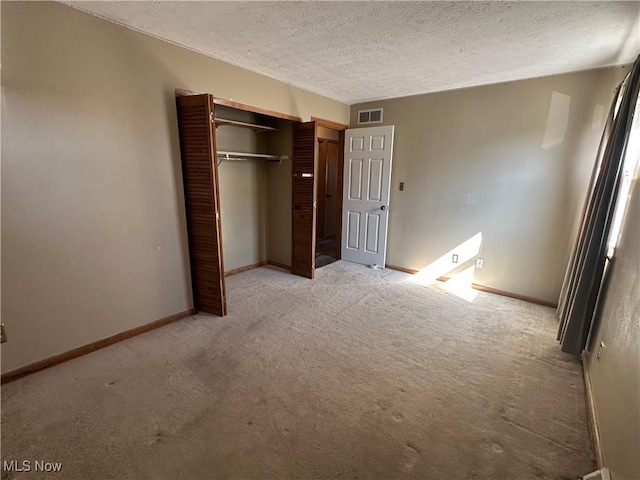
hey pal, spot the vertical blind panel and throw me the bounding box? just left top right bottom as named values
left=557, top=55, right=640, bottom=354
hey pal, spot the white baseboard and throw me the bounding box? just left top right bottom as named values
left=582, top=357, right=604, bottom=468
left=583, top=467, right=611, bottom=480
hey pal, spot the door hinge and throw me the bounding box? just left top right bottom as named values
left=216, top=212, right=220, bottom=221
left=210, top=112, right=215, bottom=123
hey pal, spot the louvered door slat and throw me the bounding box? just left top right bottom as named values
left=291, top=122, right=318, bottom=279
left=176, top=94, right=227, bottom=316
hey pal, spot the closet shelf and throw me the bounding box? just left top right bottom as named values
left=214, top=118, right=279, bottom=132
left=216, top=151, right=287, bottom=164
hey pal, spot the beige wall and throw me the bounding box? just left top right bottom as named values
left=214, top=106, right=295, bottom=270
left=265, top=121, right=294, bottom=267
left=351, top=67, right=628, bottom=303
left=1, top=1, right=348, bottom=373
left=215, top=107, right=267, bottom=271
left=583, top=165, right=639, bottom=478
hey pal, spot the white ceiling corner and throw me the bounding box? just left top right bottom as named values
left=63, top=1, right=640, bottom=105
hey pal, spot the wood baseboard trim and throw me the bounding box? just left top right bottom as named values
left=224, top=261, right=268, bottom=277
left=1, top=308, right=197, bottom=385
left=582, top=357, right=603, bottom=469
left=465, top=283, right=557, bottom=308
left=384, top=264, right=557, bottom=308
left=267, top=260, right=292, bottom=271
left=386, top=264, right=418, bottom=274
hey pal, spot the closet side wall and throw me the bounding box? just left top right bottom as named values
left=219, top=161, right=269, bottom=271
left=266, top=122, right=294, bottom=268
left=215, top=109, right=268, bottom=271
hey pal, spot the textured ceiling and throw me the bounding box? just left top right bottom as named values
left=65, top=1, right=639, bottom=104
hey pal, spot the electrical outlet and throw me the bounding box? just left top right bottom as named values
left=399, top=182, right=405, bottom=191
left=452, top=254, right=458, bottom=263
left=1, top=324, right=6, bottom=344
left=597, top=342, right=605, bottom=361
left=476, top=258, right=484, bottom=269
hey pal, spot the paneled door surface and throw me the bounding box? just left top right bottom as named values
left=317, top=139, right=340, bottom=239
left=341, top=126, right=395, bottom=267
left=291, top=121, right=318, bottom=279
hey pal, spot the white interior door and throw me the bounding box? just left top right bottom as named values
left=341, top=125, right=394, bottom=267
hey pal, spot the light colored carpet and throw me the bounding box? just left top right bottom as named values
left=1, top=261, right=593, bottom=479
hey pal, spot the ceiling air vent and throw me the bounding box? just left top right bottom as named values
left=358, top=108, right=383, bottom=125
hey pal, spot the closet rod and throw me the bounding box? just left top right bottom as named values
left=216, top=151, right=286, bottom=165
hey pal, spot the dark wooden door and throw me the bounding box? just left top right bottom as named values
left=317, top=139, right=340, bottom=240
left=317, top=139, right=327, bottom=240
left=324, top=140, right=340, bottom=238
left=176, top=94, right=227, bottom=316
left=291, top=121, right=318, bottom=279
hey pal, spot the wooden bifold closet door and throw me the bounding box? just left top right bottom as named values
left=292, top=121, right=318, bottom=279
left=175, top=94, right=227, bottom=316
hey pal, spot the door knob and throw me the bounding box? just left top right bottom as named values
left=381, top=205, right=387, bottom=211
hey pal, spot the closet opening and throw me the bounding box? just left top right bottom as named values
left=213, top=104, right=297, bottom=277
left=315, top=125, right=345, bottom=269
left=175, top=91, right=302, bottom=315
left=176, top=91, right=349, bottom=311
